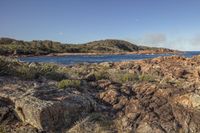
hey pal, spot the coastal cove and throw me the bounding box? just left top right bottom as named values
left=19, top=51, right=200, bottom=65
left=2, top=0, right=200, bottom=132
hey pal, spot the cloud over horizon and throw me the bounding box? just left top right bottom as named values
left=125, top=33, right=200, bottom=51
left=142, top=33, right=167, bottom=46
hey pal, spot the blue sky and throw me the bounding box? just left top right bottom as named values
left=0, top=0, right=200, bottom=50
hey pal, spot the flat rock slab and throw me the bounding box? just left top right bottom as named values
left=0, top=84, right=95, bottom=132
left=15, top=96, right=64, bottom=130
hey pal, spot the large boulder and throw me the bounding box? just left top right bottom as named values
left=15, top=96, right=64, bottom=130
left=0, top=84, right=95, bottom=132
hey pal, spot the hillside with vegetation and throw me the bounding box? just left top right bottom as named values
left=0, top=38, right=177, bottom=56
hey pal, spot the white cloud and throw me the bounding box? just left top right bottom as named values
left=125, top=33, right=200, bottom=51
left=191, top=35, right=200, bottom=45
left=142, top=33, right=167, bottom=46
left=59, top=32, right=64, bottom=36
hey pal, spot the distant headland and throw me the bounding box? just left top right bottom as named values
left=0, top=37, right=180, bottom=57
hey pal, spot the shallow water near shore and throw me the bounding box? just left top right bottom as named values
left=19, top=51, right=200, bottom=65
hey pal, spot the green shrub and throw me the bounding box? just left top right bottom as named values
left=38, top=63, right=58, bottom=73
left=45, top=71, right=66, bottom=81
left=0, top=58, right=10, bottom=75
left=0, top=56, right=68, bottom=80
left=121, top=72, right=139, bottom=83
left=58, top=79, right=81, bottom=89
left=39, top=64, right=67, bottom=80
left=139, top=73, right=156, bottom=82
left=94, top=70, right=109, bottom=80
left=15, top=65, right=38, bottom=79
left=109, top=70, right=139, bottom=83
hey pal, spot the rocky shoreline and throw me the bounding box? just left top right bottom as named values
left=10, top=50, right=182, bottom=58
left=1, top=55, right=200, bottom=132
left=45, top=50, right=181, bottom=57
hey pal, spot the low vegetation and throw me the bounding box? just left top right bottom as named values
left=94, top=70, right=110, bottom=80
left=110, top=70, right=139, bottom=83
left=139, top=73, right=157, bottom=82
left=1, top=56, right=156, bottom=85
left=58, top=79, right=81, bottom=89
left=0, top=56, right=67, bottom=80
left=0, top=37, right=175, bottom=56
left=68, top=113, right=115, bottom=133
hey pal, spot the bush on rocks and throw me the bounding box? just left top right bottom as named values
left=58, top=79, right=81, bottom=89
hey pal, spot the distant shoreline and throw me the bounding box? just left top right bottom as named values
left=0, top=37, right=182, bottom=58
left=16, top=50, right=183, bottom=58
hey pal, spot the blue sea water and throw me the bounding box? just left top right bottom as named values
left=19, top=51, right=200, bottom=65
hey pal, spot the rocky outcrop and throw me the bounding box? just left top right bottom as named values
left=0, top=83, right=95, bottom=132
left=96, top=56, right=200, bottom=132
left=1, top=55, right=200, bottom=132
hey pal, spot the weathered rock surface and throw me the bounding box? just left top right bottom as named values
left=96, top=56, right=200, bottom=132
left=0, top=82, right=95, bottom=132
left=1, top=55, right=200, bottom=132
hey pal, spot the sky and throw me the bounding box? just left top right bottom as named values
left=0, top=0, right=200, bottom=51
